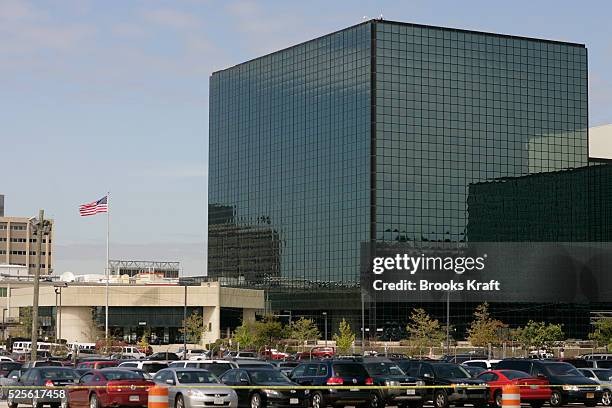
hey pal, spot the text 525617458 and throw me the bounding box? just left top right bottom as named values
left=7, top=389, right=66, bottom=400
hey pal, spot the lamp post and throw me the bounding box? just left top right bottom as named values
left=54, top=283, right=67, bottom=343
left=2, top=308, right=7, bottom=343
left=179, top=278, right=197, bottom=360
left=29, top=210, right=52, bottom=362
left=322, top=312, right=328, bottom=347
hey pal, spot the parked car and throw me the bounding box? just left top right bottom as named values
left=461, top=365, right=487, bottom=377
left=581, top=354, right=612, bottom=361
left=169, top=360, right=237, bottom=377
left=462, top=360, right=500, bottom=370
left=22, top=360, right=63, bottom=369
left=439, top=354, right=488, bottom=364
left=477, top=370, right=551, bottom=408
left=0, top=357, right=14, bottom=362
left=7, top=366, right=77, bottom=408
left=289, top=359, right=372, bottom=408
left=118, top=361, right=169, bottom=374
left=63, top=368, right=155, bottom=408
left=401, top=360, right=488, bottom=408
left=362, top=358, right=427, bottom=408
left=0, top=369, right=22, bottom=399
left=148, top=352, right=180, bottom=362
left=76, top=361, right=118, bottom=370
left=0, top=362, right=22, bottom=378
left=232, top=360, right=275, bottom=369
left=221, top=367, right=309, bottom=408
left=153, top=368, right=238, bottom=408
left=559, top=358, right=595, bottom=368
left=261, top=349, right=290, bottom=360
left=270, top=361, right=301, bottom=376
left=178, top=348, right=209, bottom=360
left=137, top=345, right=153, bottom=356
left=226, top=351, right=258, bottom=360
left=496, top=359, right=602, bottom=407
left=578, top=368, right=612, bottom=406
left=296, top=347, right=335, bottom=360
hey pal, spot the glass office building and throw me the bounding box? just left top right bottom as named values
left=209, top=20, right=589, bottom=336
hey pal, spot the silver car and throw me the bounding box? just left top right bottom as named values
left=153, top=368, right=238, bottom=408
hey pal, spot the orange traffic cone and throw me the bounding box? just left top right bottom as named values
left=502, top=384, right=520, bottom=408
left=148, top=385, right=169, bottom=408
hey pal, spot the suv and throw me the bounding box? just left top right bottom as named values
left=290, top=359, right=373, bottom=408
left=402, top=360, right=488, bottom=408
left=362, top=358, right=426, bottom=408
left=496, top=359, right=602, bottom=407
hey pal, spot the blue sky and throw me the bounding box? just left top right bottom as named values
left=1, top=0, right=611, bottom=276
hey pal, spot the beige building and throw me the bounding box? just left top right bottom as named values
left=0, top=215, right=53, bottom=275
left=1, top=281, right=263, bottom=345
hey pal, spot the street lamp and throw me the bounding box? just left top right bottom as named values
left=322, top=312, right=328, bottom=347
left=29, top=210, right=52, bottom=362
left=179, top=278, right=198, bottom=360
left=2, top=308, right=7, bottom=343
left=54, top=283, right=68, bottom=343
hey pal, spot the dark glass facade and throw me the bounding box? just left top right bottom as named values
left=209, top=20, right=590, bottom=336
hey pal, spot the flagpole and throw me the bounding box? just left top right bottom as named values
left=105, top=191, right=110, bottom=350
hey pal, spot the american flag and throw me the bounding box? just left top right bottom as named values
left=79, top=196, right=108, bottom=216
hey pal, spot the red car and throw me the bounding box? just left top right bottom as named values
left=65, top=368, right=154, bottom=408
left=76, top=361, right=119, bottom=370
left=477, top=369, right=552, bottom=408
left=297, top=346, right=335, bottom=359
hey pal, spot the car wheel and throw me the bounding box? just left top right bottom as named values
left=89, top=394, right=100, bottom=408
left=251, top=393, right=264, bottom=408
left=311, top=392, right=324, bottom=408
left=434, top=391, right=449, bottom=408
left=7, top=396, right=18, bottom=408
left=175, top=395, right=185, bottom=408
left=493, top=390, right=502, bottom=408
left=549, top=391, right=564, bottom=408
left=370, top=392, right=385, bottom=408
left=602, top=391, right=612, bottom=407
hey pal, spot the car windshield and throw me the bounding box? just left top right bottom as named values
left=250, top=370, right=290, bottom=384
left=103, top=370, right=145, bottom=380
left=365, top=362, right=405, bottom=376
left=433, top=364, right=470, bottom=379
left=544, top=363, right=581, bottom=376
left=176, top=371, right=219, bottom=384
left=594, top=370, right=612, bottom=381
left=501, top=370, right=531, bottom=380
left=200, top=364, right=234, bottom=377
left=40, top=369, right=76, bottom=380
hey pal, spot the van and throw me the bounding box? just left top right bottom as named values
left=120, top=346, right=146, bottom=359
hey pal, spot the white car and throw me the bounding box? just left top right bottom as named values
left=118, top=360, right=169, bottom=374
left=169, top=360, right=237, bottom=378
left=462, top=359, right=500, bottom=369
left=117, top=346, right=146, bottom=359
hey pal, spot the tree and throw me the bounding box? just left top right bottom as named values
left=138, top=329, right=151, bottom=351
left=406, top=308, right=445, bottom=357
left=14, top=307, right=32, bottom=337
left=589, top=318, right=612, bottom=352
left=467, top=303, right=507, bottom=347
left=234, top=321, right=257, bottom=350
left=515, top=320, right=565, bottom=351
left=180, top=311, right=205, bottom=344
left=333, top=318, right=355, bottom=354
left=255, top=316, right=285, bottom=349
left=289, top=317, right=320, bottom=351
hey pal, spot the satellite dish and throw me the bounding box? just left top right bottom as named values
left=60, top=271, right=76, bottom=282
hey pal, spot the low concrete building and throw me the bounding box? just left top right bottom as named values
left=1, top=281, right=263, bottom=345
